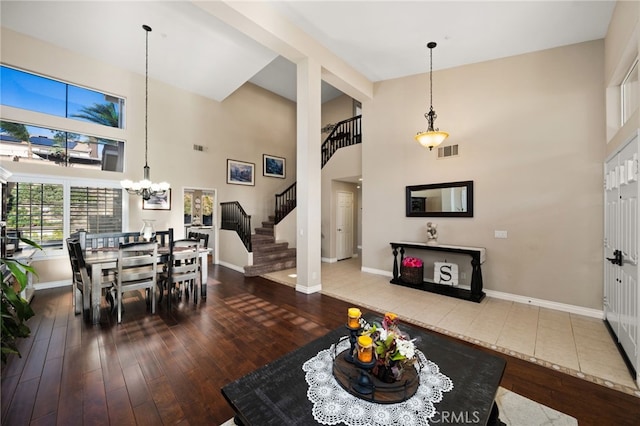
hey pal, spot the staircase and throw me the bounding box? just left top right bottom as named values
left=230, top=115, right=362, bottom=277
left=243, top=216, right=296, bottom=276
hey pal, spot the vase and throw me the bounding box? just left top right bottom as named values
left=140, top=219, right=156, bottom=241
left=373, top=361, right=400, bottom=383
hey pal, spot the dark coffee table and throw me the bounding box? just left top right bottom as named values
left=222, top=314, right=506, bottom=425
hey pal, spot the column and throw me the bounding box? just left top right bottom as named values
left=296, top=57, right=322, bottom=294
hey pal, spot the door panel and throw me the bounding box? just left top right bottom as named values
left=336, top=191, right=353, bottom=261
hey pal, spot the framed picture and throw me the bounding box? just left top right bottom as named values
left=227, top=159, right=255, bottom=186
left=263, top=154, right=286, bottom=178
left=143, top=189, right=171, bottom=210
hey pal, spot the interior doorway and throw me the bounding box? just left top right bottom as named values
left=336, top=190, right=354, bottom=261
left=183, top=187, right=218, bottom=264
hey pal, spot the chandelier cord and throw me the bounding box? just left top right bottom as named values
left=144, top=25, right=150, bottom=169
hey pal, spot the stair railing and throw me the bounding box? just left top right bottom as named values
left=220, top=201, right=252, bottom=252
left=321, top=115, right=362, bottom=167
left=274, top=182, right=296, bottom=225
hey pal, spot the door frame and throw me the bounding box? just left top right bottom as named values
left=183, top=186, right=218, bottom=265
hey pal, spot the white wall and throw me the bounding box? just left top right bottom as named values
left=362, top=40, right=606, bottom=309
left=0, top=28, right=297, bottom=281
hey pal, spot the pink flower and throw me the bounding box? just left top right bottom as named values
left=401, top=257, right=423, bottom=268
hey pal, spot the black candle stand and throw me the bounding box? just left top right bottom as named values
left=332, top=323, right=421, bottom=403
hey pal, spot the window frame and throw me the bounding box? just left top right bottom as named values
left=6, top=172, right=129, bottom=259
left=621, top=57, right=639, bottom=126
left=1, top=64, right=126, bottom=129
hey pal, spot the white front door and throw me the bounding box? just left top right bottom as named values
left=336, top=191, right=354, bottom=261
left=604, top=133, right=639, bottom=379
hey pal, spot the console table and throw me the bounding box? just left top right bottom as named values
left=390, top=241, right=486, bottom=302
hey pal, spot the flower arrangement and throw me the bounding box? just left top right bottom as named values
left=361, top=312, right=417, bottom=382
left=401, top=257, right=423, bottom=268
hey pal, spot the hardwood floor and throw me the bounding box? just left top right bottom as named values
left=2, top=265, right=639, bottom=425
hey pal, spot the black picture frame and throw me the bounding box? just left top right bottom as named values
left=263, top=154, right=286, bottom=178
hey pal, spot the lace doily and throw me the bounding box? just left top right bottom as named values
left=302, top=338, right=454, bottom=426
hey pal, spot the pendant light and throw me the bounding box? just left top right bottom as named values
left=415, top=42, right=449, bottom=150
left=121, top=24, right=170, bottom=200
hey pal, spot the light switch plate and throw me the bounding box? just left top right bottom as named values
left=494, top=230, right=508, bottom=239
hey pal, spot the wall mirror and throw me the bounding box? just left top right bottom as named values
left=406, top=180, right=474, bottom=217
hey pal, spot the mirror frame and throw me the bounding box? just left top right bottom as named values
left=405, top=180, right=474, bottom=217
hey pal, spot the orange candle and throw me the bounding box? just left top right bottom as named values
left=357, top=335, right=373, bottom=363
left=348, top=308, right=361, bottom=328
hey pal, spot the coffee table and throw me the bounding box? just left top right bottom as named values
left=222, top=314, right=506, bottom=425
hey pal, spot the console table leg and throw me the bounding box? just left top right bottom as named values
left=392, top=247, right=399, bottom=280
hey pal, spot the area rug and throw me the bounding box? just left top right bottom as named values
left=220, top=386, right=577, bottom=426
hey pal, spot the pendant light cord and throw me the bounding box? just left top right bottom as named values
left=143, top=25, right=151, bottom=169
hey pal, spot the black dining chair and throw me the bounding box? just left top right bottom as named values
left=66, top=238, right=116, bottom=318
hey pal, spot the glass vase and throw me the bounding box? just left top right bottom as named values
left=140, top=219, right=156, bottom=241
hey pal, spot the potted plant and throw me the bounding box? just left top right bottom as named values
left=1, top=237, right=39, bottom=364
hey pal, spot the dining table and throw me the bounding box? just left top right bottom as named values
left=83, top=245, right=210, bottom=323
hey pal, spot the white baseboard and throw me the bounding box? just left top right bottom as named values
left=34, top=280, right=70, bottom=290
left=218, top=261, right=245, bottom=274
left=361, top=266, right=393, bottom=277
left=484, top=289, right=604, bottom=319
left=321, top=257, right=337, bottom=263
left=363, top=268, right=604, bottom=319
left=296, top=283, right=322, bottom=294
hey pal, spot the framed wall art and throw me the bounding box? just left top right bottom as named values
left=263, top=154, right=286, bottom=178
left=142, top=189, right=171, bottom=210
left=227, top=159, right=255, bottom=186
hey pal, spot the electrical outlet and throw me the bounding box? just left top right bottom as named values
left=494, top=230, right=508, bottom=239
left=460, top=272, right=467, bottom=280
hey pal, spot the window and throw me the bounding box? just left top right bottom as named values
left=70, top=186, right=123, bottom=234
left=5, top=182, right=64, bottom=248
left=0, top=65, right=124, bottom=128
left=184, top=192, right=193, bottom=225
left=184, top=189, right=215, bottom=226
left=621, top=58, right=638, bottom=125
left=5, top=178, right=124, bottom=251
left=202, top=193, right=214, bottom=226
left=0, top=120, right=124, bottom=171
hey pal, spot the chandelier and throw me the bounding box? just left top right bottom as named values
left=121, top=24, right=169, bottom=200
left=415, top=42, right=449, bottom=151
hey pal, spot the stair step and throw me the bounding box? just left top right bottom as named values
left=255, top=227, right=273, bottom=236
left=253, top=248, right=296, bottom=263
left=252, top=234, right=275, bottom=245
left=261, top=221, right=274, bottom=229
left=244, top=258, right=297, bottom=277
left=253, top=241, right=289, bottom=253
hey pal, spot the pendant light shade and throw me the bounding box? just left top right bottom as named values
left=415, top=42, right=448, bottom=151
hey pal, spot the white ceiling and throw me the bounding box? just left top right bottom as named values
left=1, top=1, right=615, bottom=103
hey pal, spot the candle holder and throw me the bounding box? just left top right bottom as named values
left=344, top=322, right=361, bottom=363
left=352, top=357, right=377, bottom=395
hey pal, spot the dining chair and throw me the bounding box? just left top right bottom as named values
left=66, top=238, right=85, bottom=316
left=162, top=238, right=200, bottom=309
left=66, top=238, right=116, bottom=318
left=187, top=231, right=209, bottom=298
left=115, top=241, right=158, bottom=324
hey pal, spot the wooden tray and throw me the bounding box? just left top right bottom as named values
left=332, top=352, right=419, bottom=404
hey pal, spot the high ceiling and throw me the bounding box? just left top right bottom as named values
left=1, top=1, right=615, bottom=103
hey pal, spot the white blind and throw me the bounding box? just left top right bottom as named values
left=70, top=186, right=123, bottom=234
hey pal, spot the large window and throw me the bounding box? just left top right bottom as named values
left=5, top=178, right=124, bottom=251
left=0, top=120, right=124, bottom=171
left=5, top=182, right=64, bottom=248
left=0, top=65, right=124, bottom=128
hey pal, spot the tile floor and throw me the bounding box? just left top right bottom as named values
left=263, top=257, right=640, bottom=397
